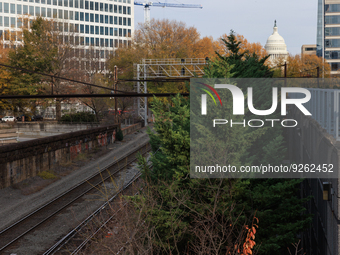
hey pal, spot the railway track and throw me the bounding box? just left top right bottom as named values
left=44, top=170, right=146, bottom=255
left=0, top=141, right=151, bottom=255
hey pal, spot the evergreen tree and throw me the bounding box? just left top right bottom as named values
left=135, top=30, right=311, bottom=255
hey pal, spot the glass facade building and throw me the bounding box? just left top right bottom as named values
left=317, top=0, right=340, bottom=74
left=0, top=0, right=134, bottom=71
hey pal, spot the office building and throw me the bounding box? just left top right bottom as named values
left=317, top=0, right=340, bottom=75
left=301, top=44, right=317, bottom=56
left=0, top=0, right=134, bottom=71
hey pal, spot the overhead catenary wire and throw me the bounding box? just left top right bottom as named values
left=0, top=92, right=189, bottom=99
left=0, top=63, right=189, bottom=95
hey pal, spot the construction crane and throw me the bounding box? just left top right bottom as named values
left=134, top=1, right=203, bottom=24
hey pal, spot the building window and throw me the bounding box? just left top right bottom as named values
left=100, top=14, right=103, bottom=23
left=64, top=10, right=68, bottom=19
left=80, top=12, right=84, bottom=21
left=29, top=6, right=34, bottom=15
left=127, top=7, right=130, bottom=15
left=100, top=26, right=104, bottom=35
left=80, top=0, right=84, bottom=8
left=69, top=10, right=73, bottom=19
left=53, top=8, right=57, bottom=17
left=105, top=15, right=108, bottom=23
left=75, top=11, right=79, bottom=20
left=95, top=25, right=99, bottom=34
left=80, top=24, right=84, bottom=33
left=325, top=15, right=340, bottom=25
left=128, top=18, right=131, bottom=26
left=114, top=5, right=117, bottom=13
left=90, top=1, right=93, bottom=10
left=90, top=37, right=94, bottom=46
left=64, top=0, right=68, bottom=7
left=105, top=27, right=108, bottom=35
left=10, top=4, right=15, bottom=14
left=109, top=4, right=113, bottom=12
left=85, top=0, right=88, bottom=9
left=90, top=13, right=93, bottom=22
left=123, top=6, right=126, bottom=14
left=114, top=16, right=117, bottom=24
left=75, top=0, right=78, bottom=8
left=123, top=17, right=126, bottom=25
left=58, top=9, right=62, bottom=18
left=119, top=5, right=122, bottom=13
left=90, top=25, right=94, bottom=34
left=35, top=6, right=40, bottom=15
left=11, top=17, right=15, bottom=28
left=110, top=27, right=113, bottom=35
left=95, top=14, right=98, bottom=22
left=4, top=17, right=9, bottom=27
left=4, top=3, right=9, bottom=13
left=110, top=16, right=113, bottom=24
left=69, top=0, right=73, bottom=7
left=41, top=7, right=46, bottom=16
left=95, top=38, right=99, bottom=46
left=114, top=27, right=117, bottom=36
left=17, top=5, right=22, bottom=14
left=85, top=12, right=89, bottom=21
left=85, top=24, right=89, bottom=33
left=119, top=17, right=122, bottom=25
left=331, top=62, right=339, bottom=71
left=95, top=2, right=98, bottom=10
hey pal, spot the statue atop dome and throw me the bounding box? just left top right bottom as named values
left=264, top=20, right=288, bottom=66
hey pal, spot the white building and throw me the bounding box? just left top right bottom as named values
left=0, top=0, right=134, bottom=70
left=264, top=20, right=288, bottom=66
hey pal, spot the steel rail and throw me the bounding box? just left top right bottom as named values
left=45, top=169, right=146, bottom=255
left=0, top=141, right=151, bottom=253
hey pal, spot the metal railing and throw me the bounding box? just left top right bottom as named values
left=290, top=88, right=340, bottom=140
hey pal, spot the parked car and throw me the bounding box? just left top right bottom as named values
left=2, top=116, right=17, bottom=122
left=32, top=115, right=43, bottom=121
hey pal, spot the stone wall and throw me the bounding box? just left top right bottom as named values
left=0, top=122, right=142, bottom=189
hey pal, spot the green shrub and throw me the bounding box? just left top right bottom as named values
left=116, top=129, right=123, bottom=141
left=37, top=171, right=56, bottom=179
left=61, top=112, right=96, bottom=122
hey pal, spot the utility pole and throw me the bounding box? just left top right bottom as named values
left=284, top=62, right=287, bottom=87
left=114, top=65, right=118, bottom=124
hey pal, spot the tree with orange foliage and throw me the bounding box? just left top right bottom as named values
left=0, top=45, right=14, bottom=112
left=110, top=19, right=220, bottom=77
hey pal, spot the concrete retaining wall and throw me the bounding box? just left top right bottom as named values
left=286, top=106, right=340, bottom=255
left=0, top=122, right=142, bottom=189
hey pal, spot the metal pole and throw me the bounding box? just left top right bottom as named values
left=114, top=65, right=118, bottom=124
left=284, top=62, right=287, bottom=87
left=317, top=66, right=320, bottom=88
left=144, top=64, right=148, bottom=127
left=137, top=64, right=140, bottom=118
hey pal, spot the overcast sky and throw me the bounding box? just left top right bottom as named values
left=133, top=0, right=317, bottom=55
